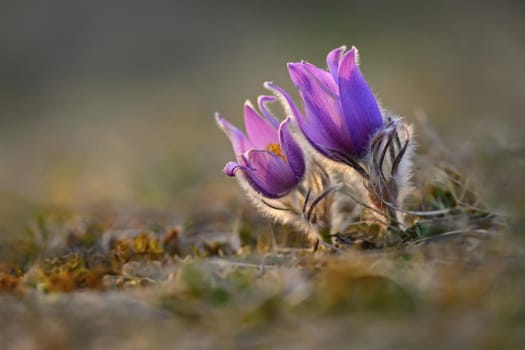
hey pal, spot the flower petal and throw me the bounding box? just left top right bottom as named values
left=287, top=62, right=353, bottom=155
left=265, top=81, right=343, bottom=159
left=338, top=47, right=383, bottom=158
left=279, top=117, right=305, bottom=180
left=224, top=161, right=242, bottom=176
left=288, top=61, right=338, bottom=97
left=242, top=149, right=298, bottom=198
left=257, top=95, right=280, bottom=128
left=264, top=82, right=303, bottom=122
left=326, top=45, right=346, bottom=85
left=215, top=113, right=252, bottom=155
left=243, top=103, right=279, bottom=149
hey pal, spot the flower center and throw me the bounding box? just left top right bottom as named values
left=266, top=143, right=286, bottom=161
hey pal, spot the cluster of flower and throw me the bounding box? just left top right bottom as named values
left=216, top=46, right=414, bottom=245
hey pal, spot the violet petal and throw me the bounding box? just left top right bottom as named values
left=257, top=95, right=280, bottom=128
left=265, top=82, right=340, bottom=159
left=215, top=113, right=252, bottom=155
left=337, top=47, right=383, bottom=157
left=279, top=117, right=305, bottom=180
left=224, top=161, right=242, bottom=176
left=243, top=103, right=279, bottom=149
left=242, top=149, right=298, bottom=198
left=264, top=82, right=303, bottom=122
left=287, top=62, right=352, bottom=155
left=326, top=46, right=346, bottom=85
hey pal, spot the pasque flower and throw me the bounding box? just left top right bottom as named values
left=215, top=98, right=305, bottom=198
left=215, top=46, right=415, bottom=245
left=267, top=46, right=384, bottom=164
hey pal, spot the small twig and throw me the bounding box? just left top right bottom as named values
left=207, top=258, right=278, bottom=270
left=382, top=200, right=451, bottom=217
left=410, top=229, right=495, bottom=245
left=318, top=240, right=344, bottom=253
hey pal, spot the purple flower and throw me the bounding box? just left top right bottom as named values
left=215, top=98, right=305, bottom=198
left=267, top=46, right=383, bottom=163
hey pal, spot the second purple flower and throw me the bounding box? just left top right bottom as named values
left=215, top=97, right=305, bottom=199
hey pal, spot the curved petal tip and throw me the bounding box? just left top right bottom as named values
left=224, top=161, right=242, bottom=177
left=215, top=113, right=251, bottom=155
left=279, top=117, right=305, bottom=180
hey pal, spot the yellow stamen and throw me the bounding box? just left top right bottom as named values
left=266, top=143, right=286, bottom=161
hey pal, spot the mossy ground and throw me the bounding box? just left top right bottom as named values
left=0, top=163, right=522, bottom=349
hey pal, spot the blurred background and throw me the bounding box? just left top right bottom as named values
left=1, top=0, right=524, bottom=228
